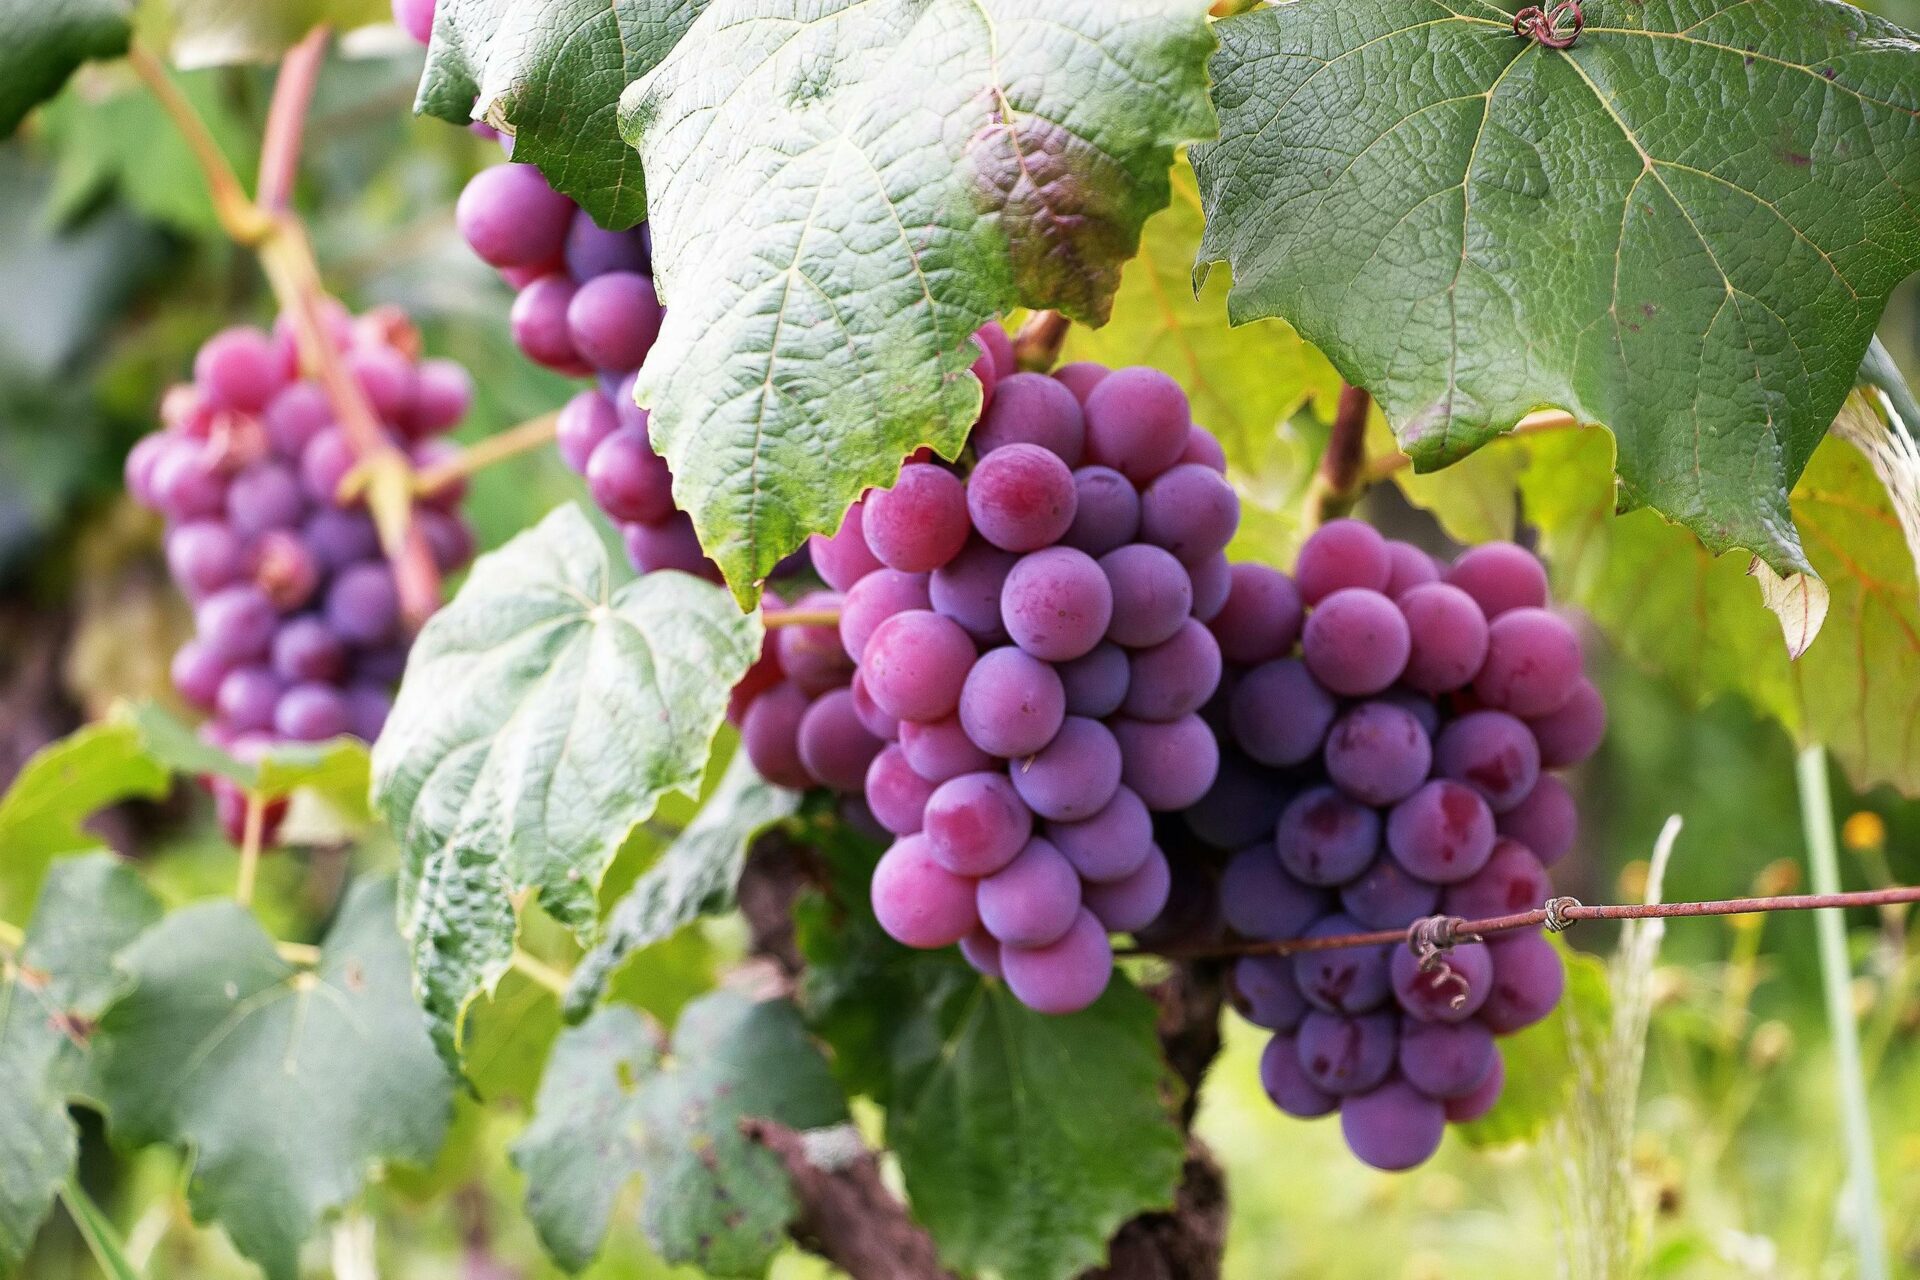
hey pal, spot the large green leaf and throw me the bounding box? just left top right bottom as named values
left=564, top=750, right=799, bottom=1020
left=91, top=880, right=452, bottom=1280
left=416, top=0, right=704, bottom=229
left=0, top=720, right=169, bottom=919
left=514, top=994, right=848, bottom=1276
left=0, top=856, right=160, bottom=1274
left=1194, top=0, right=1920, bottom=579
left=371, top=504, right=761, bottom=1063
left=623, top=0, right=1218, bottom=602
left=0, top=0, right=132, bottom=136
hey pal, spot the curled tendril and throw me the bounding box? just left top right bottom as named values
left=1408, top=915, right=1481, bottom=1011
left=1512, top=0, right=1584, bottom=49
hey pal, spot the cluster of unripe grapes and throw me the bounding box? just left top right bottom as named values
left=1166, top=525, right=1603, bottom=1170
left=126, top=306, right=478, bottom=839
left=732, top=334, right=1241, bottom=1015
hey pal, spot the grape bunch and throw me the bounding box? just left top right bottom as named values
left=736, top=343, right=1239, bottom=1016
left=125, top=306, right=478, bottom=840
left=1183, top=525, right=1604, bottom=1171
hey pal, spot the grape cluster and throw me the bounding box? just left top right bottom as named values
left=735, top=342, right=1239, bottom=1015
left=125, top=306, right=478, bottom=840
left=1182, top=525, right=1604, bottom=1171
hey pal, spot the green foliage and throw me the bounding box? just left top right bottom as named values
left=371, top=504, right=761, bottom=1064
left=0, top=720, right=168, bottom=919
left=622, top=0, right=1217, bottom=601
left=0, top=855, right=160, bottom=1274
left=118, top=700, right=372, bottom=815
left=416, top=0, right=704, bottom=229
left=565, top=750, right=799, bottom=1019
left=0, top=0, right=132, bottom=136
left=515, top=994, right=848, bottom=1276
left=1195, top=0, right=1920, bottom=580
left=161, top=0, right=390, bottom=66
left=91, top=879, right=453, bottom=1280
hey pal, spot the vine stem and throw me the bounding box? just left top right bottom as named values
left=412, top=412, right=560, bottom=495
left=1798, top=744, right=1891, bottom=1280
left=1122, top=883, right=1920, bottom=961
left=276, top=940, right=323, bottom=968
left=1304, top=383, right=1372, bottom=525
left=1011, top=311, right=1071, bottom=373
left=235, top=792, right=266, bottom=908
left=764, top=608, right=842, bottom=630
left=256, top=26, right=329, bottom=213
left=510, top=949, right=573, bottom=998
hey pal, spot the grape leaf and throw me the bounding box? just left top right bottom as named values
left=115, top=700, right=372, bottom=815
left=1194, top=0, right=1920, bottom=580
left=0, top=720, right=169, bottom=919
left=415, top=0, right=705, bottom=229
left=0, top=855, right=161, bottom=1274
left=371, top=504, right=761, bottom=1064
left=514, top=994, right=848, bottom=1275
left=91, top=879, right=453, bottom=1280
left=623, top=0, right=1218, bottom=603
left=165, top=0, right=390, bottom=66
left=564, top=750, right=799, bottom=1020
left=0, top=0, right=132, bottom=136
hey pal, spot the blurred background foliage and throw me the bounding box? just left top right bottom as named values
left=7, top=10, right=1920, bottom=1280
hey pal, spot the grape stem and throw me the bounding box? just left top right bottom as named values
left=235, top=791, right=267, bottom=908
left=276, top=940, right=323, bottom=968
left=1011, top=310, right=1072, bottom=373
left=510, top=948, right=574, bottom=998
left=1304, top=383, right=1373, bottom=525
left=411, top=412, right=560, bottom=496
left=1122, top=882, right=1920, bottom=960
left=126, top=35, right=441, bottom=630
left=764, top=608, right=842, bottom=630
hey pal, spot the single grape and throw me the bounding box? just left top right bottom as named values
left=298, top=429, right=356, bottom=506
left=263, top=383, right=333, bottom=458
left=1443, top=838, right=1550, bottom=922
left=967, top=443, right=1077, bottom=552
left=809, top=501, right=885, bottom=593
left=1341, top=1077, right=1446, bottom=1171
left=349, top=346, right=417, bottom=423
left=1446, top=541, right=1548, bottom=618
left=1046, top=786, right=1153, bottom=884
left=1386, top=780, right=1496, bottom=884
left=1291, top=914, right=1392, bottom=1014
left=975, top=325, right=1015, bottom=378
left=1122, top=620, right=1222, bottom=722
left=1112, top=714, right=1219, bottom=811
left=217, top=666, right=285, bottom=733
left=1398, top=1020, right=1496, bottom=1100
left=1479, top=932, right=1565, bottom=1033
left=564, top=213, right=650, bottom=280
left=1002, top=547, right=1113, bottom=662
left=1098, top=544, right=1192, bottom=649
left=226, top=463, right=305, bottom=540
left=1210, top=564, right=1303, bottom=665
left=1219, top=847, right=1329, bottom=940
left=1340, top=854, right=1441, bottom=930
left=194, top=327, right=284, bottom=413
left=166, top=522, right=244, bottom=598
left=958, top=647, right=1065, bottom=758
left=871, top=835, right=981, bottom=949
left=1383, top=540, right=1442, bottom=597
left=898, top=716, right=994, bottom=784
left=271, top=615, right=347, bottom=683
left=1390, top=940, right=1493, bottom=1023
left=1302, top=588, right=1410, bottom=696
left=124, top=434, right=171, bottom=508
left=1083, top=846, right=1171, bottom=933
left=1051, top=361, right=1108, bottom=406
left=393, top=0, right=435, bottom=44
left=409, top=358, right=473, bottom=437
left=1275, top=786, right=1381, bottom=886
left=1296, top=1010, right=1398, bottom=1095
left=555, top=390, right=620, bottom=474
left=959, top=928, right=1003, bottom=978
left=1082, top=367, right=1189, bottom=483
left=862, top=610, right=976, bottom=724
left=1474, top=606, right=1582, bottom=717
left=353, top=644, right=409, bottom=685
left=509, top=274, right=583, bottom=372
left=304, top=509, right=379, bottom=577
left=1232, top=955, right=1309, bottom=1032
left=866, top=745, right=934, bottom=836
left=923, top=771, right=1033, bottom=876
left=172, top=640, right=230, bottom=709
left=1180, top=425, right=1228, bottom=473
left=1185, top=752, right=1291, bottom=851
left=415, top=509, right=477, bottom=576
left=864, top=464, right=971, bottom=572
left=1056, top=642, right=1130, bottom=718
left=978, top=838, right=1083, bottom=946
left=848, top=669, right=901, bottom=741
left=929, top=538, right=1017, bottom=645
left=1000, top=908, right=1113, bottom=1015
left=566, top=271, right=662, bottom=373
left=742, top=683, right=812, bottom=789
left=324, top=563, right=400, bottom=648
left=838, top=568, right=931, bottom=662
left=152, top=443, right=228, bottom=521
left=457, top=164, right=575, bottom=270
left=197, top=585, right=278, bottom=663
left=1397, top=582, right=1490, bottom=694
left=1138, top=464, right=1240, bottom=565
left=1322, top=701, right=1432, bottom=806
left=1434, top=710, right=1541, bottom=813
left=1444, top=1054, right=1505, bottom=1122
left=1062, top=466, right=1141, bottom=556
left=1010, top=716, right=1122, bottom=821
left=1497, top=774, right=1577, bottom=866
left=972, top=372, right=1085, bottom=464
left=1294, top=518, right=1390, bottom=605
left=586, top=428, right=675, bottom=525
left=624, top=514, right=716, bottom=578
left=1259, top=1034, right=1338, bottom=1118
left=1527, top=677, right=1606, bottom=768
left=1228, top=659, right=1337, bottom=768
left=796, top=688, right=883, bottom=791
left=275, top=682, right=350, bottom=741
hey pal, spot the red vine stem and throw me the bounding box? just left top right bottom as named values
left=1011, top=311, right=1071, bottom=373
left=1305, top=383, right=1372, bottom=525
left=1125, top=884, right=1920, bottom=960
left=256, top=26, right=329, bottom=213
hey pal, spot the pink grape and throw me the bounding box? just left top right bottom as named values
left=1527, top=677, right=1606, bottom=768
left=1098, top=543, right=1192, bottom=648
left=972, top=372, right=1085, bottom=463
left=1322, top=701, right=1432, bottom=806
left=865, top=745, right=933, bottom=835
left=1210, top=564, right=1303, bottom=665
left=1083, top=846, right=1171, bottom=933
left=929, top=539, right=1016, bottom=643
left=1296, top=1010, right=1397, bottom=1095
left=1497, top=774, right=1577, bottom=865
left=1390, top=940, right=1493, bottom=1022
left=1386, top=780, right=1496, bottom=884
left=1294, top=518, right=1390, bottom=605
left=898, top=716, right=994, bottom=784
left=1474, top=607, right=1582, bottom=716
left=1010, top=716, right=1122, bottom=821
left=872, top=835, right=980, bottom=949
left=1001, top=546, right=1113, bottom=662
left=923, top=771, right=1032, bottom=876
left=1046, top=786, right=1153, bottom=884
left=1301, top=587, right=1409, bottom=696
left=861, top=610, right=976, bottom=723
left=1397, top=582, right=1490, bottom=694
left=958, top=647, right=1065, bottom=758
left=967, top=443, right=1077, bottom=552
left=1383, top=540, right=1442, bottom=596
left=1000, top=909, right=1113, bottom=1015
left=838, top=568, right=931, bottom=662
left=1083, top=367, right=1189, bottom=483
left=1063, top=466, right=1141, bottom=556
left=795, top=688, right=883, bottom=791
left=742, top=684, right=813, bottom=789
left=1275, top=786, right=1381, bottom=886
left=1138, top=463, right=1240, bottom=565
left=1442, top=838, right=1550, bottom=922
left=1434, top=710, right=1541, bottom=813
left=1446, top=541, right=1548, bottom=618
left=457, top=164, right=575, bottom=270
left=978, top=838, right=1083, bottom=946
left=864, top=464, right=971, bottom=572
left=809, top=502, right=885, bottom=592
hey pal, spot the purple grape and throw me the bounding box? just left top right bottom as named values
left=1187, top=553, right=1232, bottom=622
left=865, top=744, right=933, bottom=836
left=263, top=383, right=333, bottom=457
left=1340, top=855, right=1441, bottom=930
left=166, top=522, right=244, bottom=598
left=1122, top=620, right=1221, bottom=722
left=1291, top=914, right=1391, bottom=1013
left=810, top=502, right=885, bottom=594
left=1062, top=466, right=1141, bottom=556
left=958, top=647, right=1065, bottom=758
left=898, top=716, right=993, bottom=784
left=1302, top=587, right=1410, bottom=697
left=457, top=164, right=575, bottom=270
left=324, top=563, right=400, bottom=648
left=1098, top=544, right=1192, bottom=648
left=194, top=326, right=284, bottom=413
left=1341, top=1077, right=1446, bottom=1171
left=353, top=644, right=410, bottom=685
left=1112, top=715, right=1219, bottom=811
left=1527, top=676, right=1607, bottom=768
left=1000, top=908, right=1113, bottom=1015
left=510, top=274, right=583, bottom=372
left=1082, top=367, right=1189, bottom=484
left=742, top=683, right=811, bottom=789
left=197, top=585, right=278, bottom=663
left=271, top=615, right=347, bottom=683
left=349, top=346, right=417, bottom=423
left=966, top=444, right=1077, bottom=552
left=838, top=568, right=931, bottom=662
left=1057, top=642, right=1130, bottom=718
left=1219, top=847, right=1329, bottom=940
left=1275, top=786, right=1380, bottom=886
left=124, top=434, right=170, bottom=508
left=1228, top=659, right=1336, bottom=767
left=1443, top=838, right=1550, bottom=922
left=1010, top=716, right=1121, bottom=821
left=863, top=463, right=970, bottom=573
left=1294, top=518, right=1390, bottom=605
left=1051, top=361, right=1107, bottom=406
left=172, top=640, right=230, bottom=709
left=774, top=599, right=855, bottom=699
left=972, top=372, right=1085, bottom=464
left=1446, top=541, right=1547, bottom=618
left=299, top=428, right=356, bottom=505
left=1474, top=607, right=1582, bottom=717
left=1497, top=774, right=1577, bottom=866
left=845, top=671, right=898, bottom=743
left=1083, top=846, right=1170, bottom=933
left=1259, top=1035, right=1337, bottom=1118
left=1002, top=547, right=1113, bottom=662
left=1399, top=1020, right=1496, bottom=1100
left=409, top=359, right=472, bottom=437
left=1232, top=955, right=1309, bottom=1031
left=344, top=683, right=393, bottom=741
left=1383, top=540, right=1442, bottom=597
left=152, top=444, right=228, bottom=521
left=959, top=928, right=1003, bottom=978
left=871, top=835, right=980, bottom=949
left=276, top=682, right=350, bottom=741
left=416, top=509, right=477, bottom=575
left=1209, top=564, right=1303, bottom=665
left=923, top=771, right=1032, bottom=876
left=929, top=538, right=1017, bottom=645
left=556, top=390, right=619, bottom=473
left=1046, top=786, right=1153, bottom=884
left=1434, top=710, right=1541, bottom=813
left=979, top=838, right=1083, bottom=946
left=564, top=213, right=650, bottom=280
left=1297, top=1010, right=1397, bottom=1095
left=1186, top=752, right=1290, bottom=851
left=217, top=666, right=285, bottom=733
left=1322, top=701, right=1432, bottom=806
left=1397, top=582, right=1490, bottom=694
left=623, top=515, right=716, bottom=577
left=1390, top=940, right=1493, bottom=1022
left=796, top=688, right=882, bottom=791
left=1180, top=424, right=1228, bottom=472
left=1479, top=932, right=1565, bottom=1033
left=587, top=429, right=675, bottom=525
left=1445, top=1053, right=1505, bottom=1122
left=1138, top=464, right=1240, bottom=565
left=1386, top=780, right=1496, bottom=884
left=304, top=509, right=379, bottom=574
left=862, top=610, right=976, bottom=724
